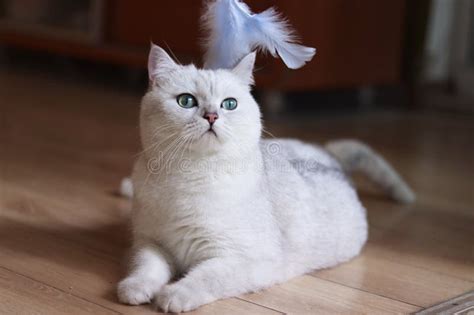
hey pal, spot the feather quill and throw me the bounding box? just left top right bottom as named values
left=202, top=0, right=316, bottom=69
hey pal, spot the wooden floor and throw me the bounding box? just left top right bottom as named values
left=1, top=68, right=473, bottom=315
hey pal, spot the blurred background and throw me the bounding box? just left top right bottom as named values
left=0, top=0, right=473, bottom=112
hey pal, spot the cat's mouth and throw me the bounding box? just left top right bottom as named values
left=206, top=128, right=218, bottom=138
left=199, top=127, right=219, bottom=142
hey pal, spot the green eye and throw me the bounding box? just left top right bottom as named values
left=177, top=93, right=197, bottom=108
left=221, top=98, right=238, bottom=110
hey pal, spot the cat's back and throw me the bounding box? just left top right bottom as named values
left=260, top=138, right=336, bottom=162
left=260, top=138, right=360, bottom=207
left=259, top=138, right=367, bottom=268
left=260, top=138, right=344, bottom=181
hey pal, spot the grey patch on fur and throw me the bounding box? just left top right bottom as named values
left=288, top=158, right=349, bottom=183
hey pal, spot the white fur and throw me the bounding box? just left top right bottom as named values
left=118, top=45, right=368, bottom=312
left=120, top=177, right=133, bottom=199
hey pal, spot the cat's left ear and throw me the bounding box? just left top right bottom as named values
left=148, top=43, right=178, bottom=82
left=231, top=52, right=256, bottom=86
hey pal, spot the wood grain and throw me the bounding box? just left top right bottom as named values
left=1, top=69, right=473, bottom=314
left=0, top=267, right=119, bottom=315
left=241, top=275, right=418, bottom=314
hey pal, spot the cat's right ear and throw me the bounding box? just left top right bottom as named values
left=231, top=52, right=256, bottom=86
left=148, top=43, right=178, bottom=82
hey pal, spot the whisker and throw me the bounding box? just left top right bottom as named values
left=135, top=131, right=178, bottom=158
left=164, top=41, right=182, bottom=65
left=262, top=128, right=277, bottom=139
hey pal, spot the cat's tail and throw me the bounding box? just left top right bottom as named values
left=325, top=139, right=415, bottom=204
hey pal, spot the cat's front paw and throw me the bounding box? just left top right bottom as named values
left=117, top=276, right=156, bottom=305
left=154, top=283, right=209, bottom=313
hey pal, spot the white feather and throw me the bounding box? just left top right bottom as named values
left=202, top=0, right=316, bottom=69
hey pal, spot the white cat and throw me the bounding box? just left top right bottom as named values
left=117, top=44, right=415, bottom=313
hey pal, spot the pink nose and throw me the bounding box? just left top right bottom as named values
left=204, top=112, right=219, bottom=124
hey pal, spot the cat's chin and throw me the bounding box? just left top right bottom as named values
left=204, top=130, right=221, bottom=143
left=190, top=130, right=224, bottom=154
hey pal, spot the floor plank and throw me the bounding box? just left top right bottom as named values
left=0, top=266, right=119, bottom=315
left=313, top=247, right=473, bottom=307
left=241, top=275, right=420, bottom=314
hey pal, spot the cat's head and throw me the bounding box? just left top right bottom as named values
left=140, top=44, right=261, bottom=158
